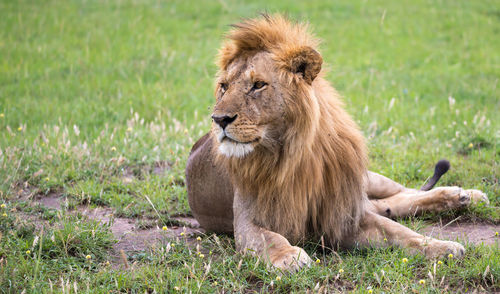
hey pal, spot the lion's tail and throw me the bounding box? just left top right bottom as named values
left=420, top=159, right=450, bottom=191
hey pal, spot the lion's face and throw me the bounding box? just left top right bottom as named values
left=212, top=52, right=287, bottom=158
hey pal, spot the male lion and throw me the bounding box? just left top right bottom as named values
left=185, top=14, right=489, bottom=271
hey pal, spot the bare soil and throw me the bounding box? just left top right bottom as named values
left=31, top=193, right=499, bottom=267
left=422, top=222, right=499, bottom=246
left=31, top=193, right=205, bottom=267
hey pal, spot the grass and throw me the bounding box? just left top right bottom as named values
left=0, top=0, right=499, bottom=292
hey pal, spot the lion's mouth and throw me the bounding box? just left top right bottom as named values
left=217, top=129, right=259, bottom=145
left=221, top=136, right=259, bottom=145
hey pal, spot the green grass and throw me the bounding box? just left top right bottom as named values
left=0, top=0, right=499, bottom=292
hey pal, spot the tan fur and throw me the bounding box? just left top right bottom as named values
left=214, top=15, right=367, bottom=245
left=185, top=14, right=489, bottom=271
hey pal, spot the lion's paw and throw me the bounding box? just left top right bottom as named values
left=465, top=189, right=489, bottom=205
left=440, top=187, right=489, bottom=208
left=270, top=246, right=312, bottom=272
left=439, top=187, right=471, bottom=208
left=422, top=239, right=465, bottom=259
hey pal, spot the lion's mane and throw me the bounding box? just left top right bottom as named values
left=215, top=15, right=368, bottom=245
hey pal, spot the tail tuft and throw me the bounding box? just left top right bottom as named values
left=420, top=159, right=450, bottom=191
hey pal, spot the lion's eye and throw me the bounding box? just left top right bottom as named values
left=252, top=81, right=267, bottom=90
left=220, top=83, right=228, bottom=93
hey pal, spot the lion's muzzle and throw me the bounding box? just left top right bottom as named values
left=212, top=114, right=237, bottom=130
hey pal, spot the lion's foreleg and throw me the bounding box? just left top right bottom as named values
left=355, top=211, right=465, bottom=259
left=233, top=191, right=312, bottom=271
left=370, top=187, right=489, bottom=218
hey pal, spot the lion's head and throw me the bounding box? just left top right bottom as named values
left=212, top=15, right=322, bottom=159
left=211, top=14, right=368, bottom=245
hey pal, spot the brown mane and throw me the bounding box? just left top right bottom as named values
left=215, top=14, right=368, bottom=245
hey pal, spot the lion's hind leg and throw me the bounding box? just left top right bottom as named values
left=370, top=187, right=489, bottom=218
left=366, top=160, right=451, bottom=200
left=365, top=171, right=415, bottom=199
left=353, top=211, right=465, bottom=259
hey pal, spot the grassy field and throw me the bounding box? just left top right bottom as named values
left=1, top=0, right=499, bottom=292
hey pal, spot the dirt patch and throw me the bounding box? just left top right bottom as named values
left=152, top=161, right=171, bottom=176
left=15, top=211, right=53, bottom=231
left=121, top=161, right=172, bottom=183
left=30, top=194, right=498, bottom=263
left=29, top=194, right=204, bottom=254
left=37, top=193, right=63, bottom=210
left=171, top=216, right=201, bottom=228
left=78, top=206, right=204, bottom=252
left=422, top=222, right=499, bottom=246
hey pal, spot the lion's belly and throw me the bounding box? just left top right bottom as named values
left=186, top=133, right=235, bottom=233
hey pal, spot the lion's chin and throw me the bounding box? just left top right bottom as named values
left=218, top=139, right=255, bottom=158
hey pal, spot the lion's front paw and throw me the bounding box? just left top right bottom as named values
left=422, top=239, right=465, bottom=259
left=269, top=246, right=312, bottom=272
left=465, top=189, right=489, bottom=205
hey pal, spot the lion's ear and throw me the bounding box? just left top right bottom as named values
left=281, top=46, right=322, bottom=84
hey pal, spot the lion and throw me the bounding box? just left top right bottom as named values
left=185, top=14, right=489, bottom=271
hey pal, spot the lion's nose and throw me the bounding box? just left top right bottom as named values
left=212, top=114, right=237, bottom=130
